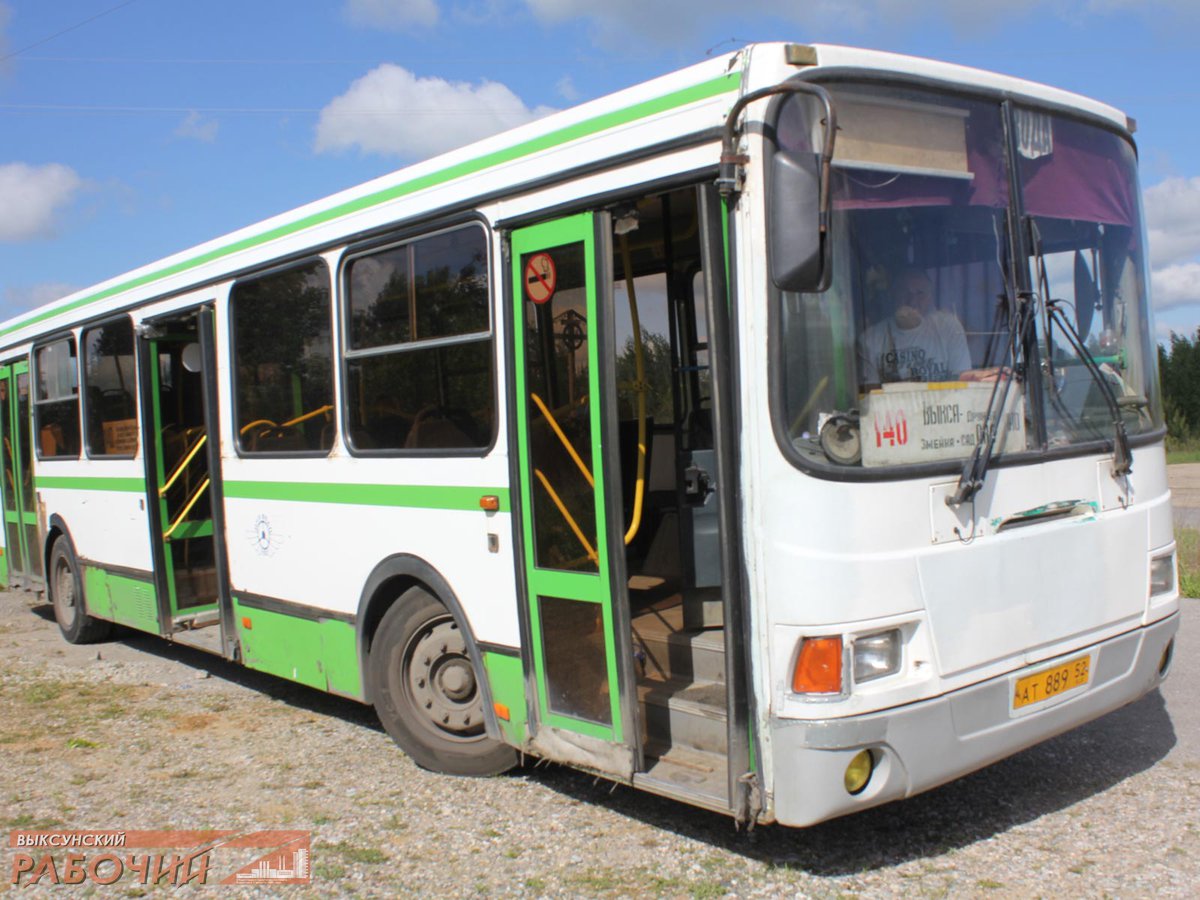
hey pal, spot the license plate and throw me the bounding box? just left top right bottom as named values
left=1012, top=654, right=1091, bottom=710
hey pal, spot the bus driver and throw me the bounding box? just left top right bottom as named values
left=858, top=269, right=977, bottom=385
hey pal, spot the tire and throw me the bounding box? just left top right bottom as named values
left=49, top=536, right=112, bottom=645
left=368, top=586, right=517, bottom=776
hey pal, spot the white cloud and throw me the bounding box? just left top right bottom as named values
left=3, top=282, right=78, bottom=314
left=1144, top=176, right=1200, bottom=269
left=173, top=110, right=219, bottom=143
left=344, top=0, right=439, bottom=29
left=315, top=64, right=554, bottom=158
left=1143, top=176, right=1200, bottom=319
left=0, top=163, right=83, bottom=241
left=1152, top=262, right=1200, bottom=313
left=1142, top=176, right=1200, bottom=316
left=555, top=75, right=579, bottom=102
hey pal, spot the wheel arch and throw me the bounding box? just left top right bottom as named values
left=355, top=553, right=503, bottom=741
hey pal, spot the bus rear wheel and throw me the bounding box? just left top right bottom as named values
left=368, top=587, right=517, bottom=776
left=49, top=536, right=112, bottom=644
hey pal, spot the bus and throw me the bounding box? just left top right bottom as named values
left=0, top=42, right=1177, bottom=828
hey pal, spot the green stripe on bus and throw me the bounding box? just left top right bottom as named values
left=223, top=480, right=510, bottom=512
left=0, top=71, right=741, bottom=340
left=36, top=475, right=146, bottom=493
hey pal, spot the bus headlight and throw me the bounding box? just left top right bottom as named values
left=1150, top=553, right=1176, bottom=597
left=853, top=629, right=901, bottom=683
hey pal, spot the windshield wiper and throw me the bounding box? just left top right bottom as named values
left=947, top=214, right=1033, bottom=508
left=947, top=290, right=1034, bottom=507
left=1030, top=222, right=1132, bottom=478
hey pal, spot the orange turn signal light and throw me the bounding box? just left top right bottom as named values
left=493, top=702, right=510, bottom=721
left=241, top=617, right=253, bottom=630
left=479, top=495, right=500, bottom=511
left=792, top=636, right=844, bottom=694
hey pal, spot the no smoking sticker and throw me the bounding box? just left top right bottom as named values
left=524, top=252, right=557, bottom=304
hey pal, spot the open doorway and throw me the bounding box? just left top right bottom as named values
left=609, top=186, right=732, bottom=806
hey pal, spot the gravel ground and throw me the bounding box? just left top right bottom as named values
left=1, top=590, right=1198, bottom=899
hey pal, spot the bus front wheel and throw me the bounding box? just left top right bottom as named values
left=49, top=536, right=112, bottom=644
left=368, top=586, right=517, bottom=776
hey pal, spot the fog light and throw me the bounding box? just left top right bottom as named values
left=1150, top=553, right=1176, bottom=597
left=844, top=749, right=874, bottom=795
left=1159, top=639, right=1175, bottom=677
left=853, top=629, right=901, bottom=684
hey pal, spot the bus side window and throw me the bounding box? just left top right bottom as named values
left=82, top=317, right=138, bottom=457
left=33, top=337, right=82, bottom=460
left=231, top=261, right=335, bottom=455
left=343, top=223, right=495, bottom=453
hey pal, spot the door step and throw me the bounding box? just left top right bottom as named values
left=638, top=677, right=727, bottom=755
left=634, top=746, right=729, bottom=813
left=168, top=622, right=224, bottom=656
left=632, top=602, right=725, bottom=684
left=172, top=610, right=220, bottom=629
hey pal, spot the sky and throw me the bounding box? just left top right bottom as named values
left=2, top=0, right=1200, bottom=342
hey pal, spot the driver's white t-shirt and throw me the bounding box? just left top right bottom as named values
left=858, top=311, right=972, bottom=383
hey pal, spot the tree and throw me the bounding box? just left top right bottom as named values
left=1159, top=328, right=1200, bottom=446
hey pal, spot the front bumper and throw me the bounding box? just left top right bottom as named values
left=768, top=612, right=1179, bottom=827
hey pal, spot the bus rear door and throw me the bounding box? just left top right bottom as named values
left=0, top=360, right=41, bottom=590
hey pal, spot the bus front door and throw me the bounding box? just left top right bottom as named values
left=510, top=213, right=637, bottom=778
left=0, top=361, right=40, bottom=590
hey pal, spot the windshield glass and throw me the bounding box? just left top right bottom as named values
left=1016, top=107, right=1161, bottom=447
left=773, top=83, right=1162, bottom=473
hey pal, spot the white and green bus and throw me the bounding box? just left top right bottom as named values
left=0, top=43, right=1178, bottom=827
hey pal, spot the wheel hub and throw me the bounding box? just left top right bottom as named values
left=405, top=617, right=483, bottom=740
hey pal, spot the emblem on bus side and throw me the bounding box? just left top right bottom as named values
left=247, top=514, right=287, bottom=558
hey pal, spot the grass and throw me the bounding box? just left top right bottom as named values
left=1166, top=434, right=1200, bottom=465
left=24, top=682, right=65, bottom=704
left=320, top=841, right=388, bottom=864
left=313, top=862, right=346, bottom=880
left=1178, top=527, right=1200, bottom=598
left=1167, top=432, right=1200, bottom=464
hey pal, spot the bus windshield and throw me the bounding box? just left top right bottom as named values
left=774, top=82, right=1162, bottom=472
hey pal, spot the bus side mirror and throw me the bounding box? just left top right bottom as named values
left=769, top=151, right=828, bottom=293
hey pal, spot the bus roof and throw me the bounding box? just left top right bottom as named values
left=805, top=43, right=1128, bottom=130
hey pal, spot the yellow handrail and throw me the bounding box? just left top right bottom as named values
left=532, top=468, right=597, bottom=564
left=239, top=404, right=333, bottom=438
left=619, top=231, right=647, bottom=546
left=163, top=477, right=210, bottom=539
left=239, top=418, right=277, bottom=435
left=159, top=433, right=207, bottom=497
left=283, top=404, right=333, bottom=428
left=529, top=392, right=593, bottom=488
